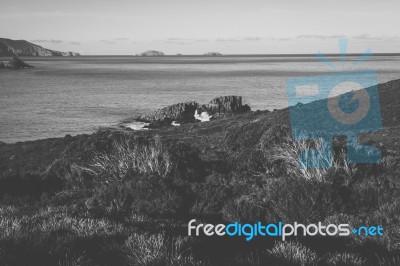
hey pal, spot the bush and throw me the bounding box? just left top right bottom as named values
left=269, top=135, right=357, bottom=183
left=324, top=251, right=366, bottom=266
left=222, top=192, right=266, bottom=223
left=92, top=177, right=184, bottom=217
left=189, top=183, right=232, bottom=219
left=83, top=135, right=174, bottom=182
left=222, top=175, right=349, bottom=224
left=123, top=233, right=200, bottom=266
left=267, top=241, right=319, bottom=265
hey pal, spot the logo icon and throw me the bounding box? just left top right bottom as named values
left=286, top=39, right=382, bottom=168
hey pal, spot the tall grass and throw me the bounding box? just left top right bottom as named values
left=0, top=206, right=126, bottom=241
left=270, top=133, right=357, bottom=183
left=267, top=241, right=319, bottom=265
left=124, top=233, right=201, bottom=266
left=83, top=135, right=174, bottom=182
left=324, top=252, right=366, bottom=266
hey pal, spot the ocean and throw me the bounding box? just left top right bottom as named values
left=1, top=55, right=400, bottom=143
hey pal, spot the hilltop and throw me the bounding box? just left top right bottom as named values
left=0, top=38, right=80, bottom=56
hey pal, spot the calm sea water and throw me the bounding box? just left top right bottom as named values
left=1, top=55, right=400, bottom=143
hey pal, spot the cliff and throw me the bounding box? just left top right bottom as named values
left=0, top=38, right=80, bottom=57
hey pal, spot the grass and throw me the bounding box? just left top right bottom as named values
left=267, top=241, right=319, bottom=265
left=82, top=134, right=174, bottom=183
left=124, top=233, right=201, bottom=266
left=269, top=132, right=357, bottom=183
left=2, top=77, right=400, bottom=266
left=324, top=252, right=366, bottom=266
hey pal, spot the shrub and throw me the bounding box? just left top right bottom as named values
left=324, top=251, right=366, bottom=266
left=57, top=250, right=90, bottom=266
left=92, top=177, right=184, bottom=217
left=222, top=175, right=346, bottom=224
left=123, top=233, right=200, bottom=266
left=376, top=254, right=400, bottom=266
left=124, top=233, right=167, bottom=265
left=233, top=251, right=262, bottom=266
left=189, top=183, right=232, bottom=219
left=222, top=192, right=266, bottom=223
left=267, top=241, right=319, bottom=265
left=270, top=135, right=357, bottom=183
left=83, top=135, right=174, bottom=182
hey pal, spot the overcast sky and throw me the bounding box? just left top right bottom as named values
left=1, top=0, right=399, bottom=55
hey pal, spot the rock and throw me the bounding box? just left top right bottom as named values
left=139, top=50, right=165, bottom=56
left=137, top=96, right=251, bottom=127
left=204, top=52, right=222, bottom=56
left=0, top=62, right=5, bottom=69
left=138, top=102, right=199, bottom=124
left=6, top=56, right=33, bottom=69
left=197, top=96, right=251, bottom=117
left=65, top=51, right=81, bottom=56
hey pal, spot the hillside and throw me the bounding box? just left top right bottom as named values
left=0, top=38, right=80, bottom=56
left=0, top=79, right=400, bottom=265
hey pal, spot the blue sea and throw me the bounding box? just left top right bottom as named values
left=1, top=55, right=400, bottom=143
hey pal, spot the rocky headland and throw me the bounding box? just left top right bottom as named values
left=0, top=38, right=80, bottom=57
left=135, top=95, right=251, bottom=128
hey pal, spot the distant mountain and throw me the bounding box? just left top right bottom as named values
left=138, top=50, right=165, bottom=56
left=0, top=38, right=80, bottom=56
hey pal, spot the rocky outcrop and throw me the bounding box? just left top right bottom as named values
left=137, top=96, right=251, bottom=127
left=204, top=52, right=222, bottom=56
left=0, top=38, right=80, bottom=56
left=139, top=50, right=165, bottom=56
left=6, top=56, right=33, bottom=69
left=198, top=96, right=251, bottom=117
left=66, top=51, right=81, bottom=56
left=138, top=102, right=198, bottom=124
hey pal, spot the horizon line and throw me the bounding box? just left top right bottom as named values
left=4, top=52, right=400, bottom=57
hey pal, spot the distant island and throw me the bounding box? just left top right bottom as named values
left=204, top=52, right=222, bottom=56
left=137, top=50, right=165, bottom=56
left=0, top=38, right=80, bottom=57
left=134, top=51, right=223, bottom=56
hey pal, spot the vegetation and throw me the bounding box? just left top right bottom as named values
left=1, top=80, right=400, bottom=265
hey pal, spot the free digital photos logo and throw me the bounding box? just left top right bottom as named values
left=286, top=39, right=382, bottom=168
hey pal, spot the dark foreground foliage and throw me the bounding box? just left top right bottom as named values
left=1, top=79, right=400, bottom=265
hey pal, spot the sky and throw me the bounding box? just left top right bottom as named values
left=1, top=0, right=399, bottom=55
